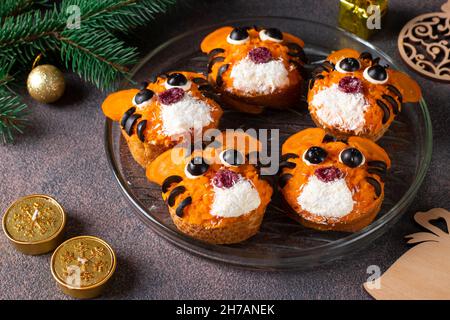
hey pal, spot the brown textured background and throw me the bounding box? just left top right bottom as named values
left=1, top=0, right=449, bottom=299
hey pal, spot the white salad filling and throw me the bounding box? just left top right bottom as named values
left=210, top=178, right=261, bottom=218
left=311, top=84, right=369, bottom=134
left=297, top=175, right=354, bottom=218
left=159, top=93, right=212, bottom=136
left=229, top=56, right=289, bottom=95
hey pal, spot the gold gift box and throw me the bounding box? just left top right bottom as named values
left=338, top=0, right=388, bottom=39
left=50, top=236, right=116, bottom=299
left=2, top=194, right=66, bottom=255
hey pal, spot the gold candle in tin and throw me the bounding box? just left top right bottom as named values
left=50, top=236, right=116, bottom=299
left=2, top=194, right=66, bottom=255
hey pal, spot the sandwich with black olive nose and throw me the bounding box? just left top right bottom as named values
left=101, top=72, right=223, bottom=167
left=200, top=26, right=307, bottom=113
left=145, top=131, right=273, bottom=244
left=308, top=48, right=421, bottom=141
left=279, top=128, right=391, bottom=232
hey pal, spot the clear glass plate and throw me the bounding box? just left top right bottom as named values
left=104, top=17, right=432, bottom=270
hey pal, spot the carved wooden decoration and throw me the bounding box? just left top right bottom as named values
left=398, top=1, right=450, bottom=82
left=364, top=208, right=450, bottom=300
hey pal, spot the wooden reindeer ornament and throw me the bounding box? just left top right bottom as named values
left=364, top=208, right=450, bottom=299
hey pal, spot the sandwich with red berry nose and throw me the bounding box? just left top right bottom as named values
left=201, top=26, right=306, bottom=113
left=101, top=71, right=223, bottom=167
left=308, top=48, right=421, bottom=141
left=279, top=128, right=391, bottom=232
left=146, top=131, right=273, bottom=244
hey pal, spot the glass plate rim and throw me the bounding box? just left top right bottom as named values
left=104, top=16, right=433, bottom=270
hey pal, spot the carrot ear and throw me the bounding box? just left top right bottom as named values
left=282, top=128, right=326, bottom=155
left=101, top=89, right=138, bottom=121
left=200, top=26, right=233, bottom=54
left=146, top=147, right=187, bottom=185
left=388, top=70, right=422, bottom=102
left=282, top=32, right=304, bottom=48
left=327, top=48, right=360, bottom=65
left=348, top=137, right=391, bottom=168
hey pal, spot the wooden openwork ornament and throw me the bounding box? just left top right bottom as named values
left=398, top=1, right=450, bottom=82
left=364, top=208, right=450, bottom=299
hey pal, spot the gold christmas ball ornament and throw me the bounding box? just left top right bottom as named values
left=27, top=64, right=66, bottom=103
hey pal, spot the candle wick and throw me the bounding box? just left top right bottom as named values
left=31, top=209, right=40, bottom=222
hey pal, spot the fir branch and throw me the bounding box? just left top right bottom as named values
left=0, top=88, right=28, bottom=144
left=0, top=0, right=176, bottom=90
left=58, top=29, right=138, bottom=90
left=0, top=60, right=28, bottom=144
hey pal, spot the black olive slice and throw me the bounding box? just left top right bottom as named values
left=382, top=94, right=400, bottom=115
left=136, top=120, right=147, bottom=142
left=221, top=149, right=244, bottom=166
left=167, top=73, right=188, bottom=87
left=321, top=61, right=335, bottom=72
left=376, top=99, right=390, bottom=124
left=208, top=56, right=225, bottom=73
left=367, top=160, right=387, bottom=170
left=340, top=148, right=364, bottom=168
left=229, top=27, right=249, bottom=41
left=208, top=48, right=225, bottom=57
left=368, top=168, right=385, bottom=177
left=303, top=146, right=327, bottom=164
left=337, top=58, right=361, bottom=72
left=387, top=84, right=403, bottom=103
left=359, top=51, right=373, bottom=61
left=278, top=173, right=293, bottom=188
left=192, top=77, right=209, bottom=85
left=162, top=175, right=183, bottom=193
left=134, top=89, right=154, bottom=105
left=264, top=28, right=283, bottom=40
left=167, top=186, right=186, bottom=207
left=366, top=65, right=387, bottom=82
left=198, top=84, right=214, bottom=92
left=366, top=177, right=382, bottom=197
left=186, top=157, right=209, bottom=177
left=216, top=64, right=229, bottom=87
left=124, top=113, right=141, bottom=136
left=120, top=107, right=136, bottom=128
left=176, top=196, right=192, bottom=217
left=281, top=153, right=299, bottom=162
left=279, top=160, right=296, bottom=170
left=322, top=134, right=337, bottom=143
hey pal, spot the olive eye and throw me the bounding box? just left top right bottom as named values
left=165, top=72, right=191, bottom=91
left=185, top=157, right=209, bottom=179
left=227, top=27, right=250, bottom=45
left=303, top=146, right=327, bottom=165
left=259, top=28, right=283, bottom=42
left=336, top=58, right=361, bottom=73
left=363, top=65, right=388, bottom=84
left=339, top=148, right=365, bottom=168
left=133, top=89, right=154, bottom=108
left=219, top=149, right=244, bottom=167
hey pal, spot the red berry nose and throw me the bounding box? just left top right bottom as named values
left=338, top=76, right=363, bottom=94
left=158, top=87, right=185, bottom=105
left=212, top=169, right=240, bottom=189
left=314, top=166, right=344, bottom=183
left=248, top=47, right=272, bottom=64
